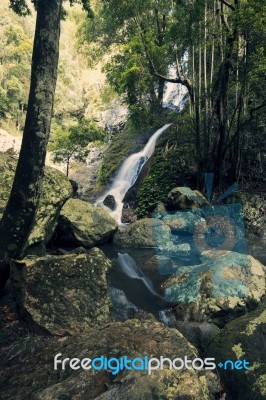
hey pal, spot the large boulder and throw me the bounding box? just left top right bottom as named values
left=10, top=248, right=112, bottom=335
left=207, top=304, right=266, bottom=400
left=225, top=192, right=266, bottom=237
left=162, top=211, right=205, bottom=234
left=166, top=187, right=208, bottom=211
left=0, top=317, right=221, bottom=400
left=57, top=199, right=118, bottom=248
left=113, top=218, right=171, bottom=248
left=0, top=152, right=72, bottom=251
left=162, top=252, right=265, bottom=327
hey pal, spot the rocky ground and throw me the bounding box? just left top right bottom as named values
left=0, top=152, right=265, bottom=399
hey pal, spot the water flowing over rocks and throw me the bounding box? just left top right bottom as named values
left=10, top=248, right=112, bottom=335
left=162, top=252, right=266, bottom=327
left=96, top=124, right=172, bottom=224
left=0, top=316, right=221, bottom=400
left=57, top=198, right=118, bottom=248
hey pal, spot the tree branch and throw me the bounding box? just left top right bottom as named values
left=224, top=98, right=266, bottom=154
left=220, top=1, right=230, bottom=34
left=133, top=17, right=192, bottom=93
left=220, top=0, right=235, bottom=11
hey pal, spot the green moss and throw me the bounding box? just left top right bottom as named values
left=242, top=308, right=266, bottom=335
left=96, top=119, right=146, bottom=187
left=136, top=118, right=196, bottom=218
left=208, top=304, right=266, bottom=400
left=96, top=112, right=176, bottom=188
left=254, top=374, right=266, bottom=396
left=232, top=343, right=245, bottom=358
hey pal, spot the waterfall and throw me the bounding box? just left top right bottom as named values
left=95, top=123, right=172, bottom=224
left=117, top=253, right=160, bottom=298
left=159, top=309, right=177, bottom=326
left=162, top=65, right=188, bottom=110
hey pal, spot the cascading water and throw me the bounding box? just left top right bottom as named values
left=158, top=309, right=177, bottom=326
left=108, top=286, right=139, bottom=320
left=96, top=123, right=172, bottom=224
left=97, top=73, right=188, bottom=323
left=162, top=65, right=188, bottom=110
left=117, top=253, right=160, bottom=298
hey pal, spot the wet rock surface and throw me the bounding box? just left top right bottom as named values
left=121, top=206, right=138, bottom=223
left=103, top=194, right=116, bottom=211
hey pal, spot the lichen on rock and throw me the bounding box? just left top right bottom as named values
left=162, top=252, right=265, bottom=327
left=0, top=317, right=221, bottom=400
left=57, top=198, right=118, bottom=248
left=0, top=152, right=73, bottom=252
left=10, top=248, right=112, bottom=335
left=207, top=304, right=266, bottom=400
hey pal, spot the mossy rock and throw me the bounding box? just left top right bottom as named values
left=10, top=248, right=112, bottom=335
left=225, top=192, right=266, bottom=238
left=0, top=317, right=221, bottom=399
left=57, top=198, right=118, bottom=248
left=162, top=252, right=265, bottom=327
left=207, top=304, right=266, bottom=399
left=113, top=218, right=171, bottom=248
left=166, top=187, right=208, bottom=211
left=162, top=210, right=204, bottom=234
left=0, top=152, right=72, bottom=250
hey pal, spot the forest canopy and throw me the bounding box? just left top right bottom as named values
left=79, top=0, right=266, bottom=187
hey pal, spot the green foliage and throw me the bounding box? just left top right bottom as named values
left=0, top=12, right=32, bottom=122
left=78, top=0, right=172, bottom=127
left=51, top=119, right=105, bottom=176
left=9, top=0, right=32, bottom=16
left=4, top=0, right=266, bottom=191
left=0, top=0, right=95, bottom=134
left=9, top=0, right=93, bottom=16
left=136, top=116, right=196, bottom=218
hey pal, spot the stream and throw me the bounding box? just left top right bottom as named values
left=95, top=117, right=177, bottom=323
left=99, top=237, right=266, bottom=325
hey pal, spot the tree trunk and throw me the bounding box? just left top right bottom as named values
left=0, top=0, right=63, bottom=291
left=157, top=77, right=164, bottom=108
left=66, top=158, right=70, bottom=178
left=213, top=0, right=238, bottom=185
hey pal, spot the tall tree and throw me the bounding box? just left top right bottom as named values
left=82, top=0, right=265, bottom=188
left=0, top=0, right=91, bottom=291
